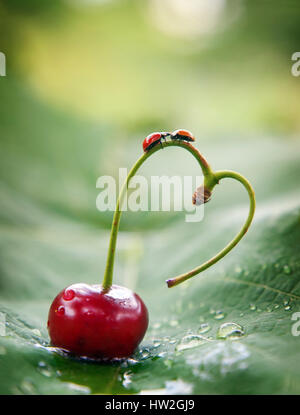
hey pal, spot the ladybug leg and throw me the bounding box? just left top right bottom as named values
left=161, top=134, right=169, bottom=145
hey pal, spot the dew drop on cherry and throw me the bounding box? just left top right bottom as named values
left=57, top=306, right=65, bottom=316
left=63, top=289, right=75, bottom=301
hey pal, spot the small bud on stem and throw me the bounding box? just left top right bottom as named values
left=192, top=185, right=212, bottom=205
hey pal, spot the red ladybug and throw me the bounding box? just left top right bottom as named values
left=170, top=129, right=195, bottom=143
left=143, top=132, right=170, bottom=152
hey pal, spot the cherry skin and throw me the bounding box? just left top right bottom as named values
left=47, top=283, right=148, bottom=359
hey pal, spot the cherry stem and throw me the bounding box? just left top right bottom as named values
left=167, top=170, right=255, bottom=287
left=102, top=141, right=255, bottom=290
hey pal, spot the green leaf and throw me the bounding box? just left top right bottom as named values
left=1, top=197, right=300, bottom=394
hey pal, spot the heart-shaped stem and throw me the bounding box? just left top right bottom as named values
left=102, top=141, right=255, bottom=290
left=167, top=169, right=255, bottom=287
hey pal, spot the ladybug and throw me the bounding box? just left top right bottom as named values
left=170, top=129, right=195, bottom=143
left=143, top=132, right=170, bottom=152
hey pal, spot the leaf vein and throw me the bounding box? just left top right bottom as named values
left=224, top=277, right=300, bottom=300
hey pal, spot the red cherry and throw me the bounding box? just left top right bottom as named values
left=48, top=283, right=148, bottom=359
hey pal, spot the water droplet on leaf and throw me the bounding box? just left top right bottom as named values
left=153, top=340, right=161, bottom=348
left=176, top=335, right=206, bottom=352
left=214, top=310, right=225, bottom=320
left=198, top=323, right=211, bottom=334
left=122, top=371, right=132, bottom=388
left=141, top=350, right=150, bottom=359
left=217, top=322, right=245, bottom=340
left=158, top=351, right=167, bottom=358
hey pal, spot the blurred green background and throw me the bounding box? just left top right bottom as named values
left=0, top=0, right=300, bottom=395
left=0, top=0, right=299, bottom=229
